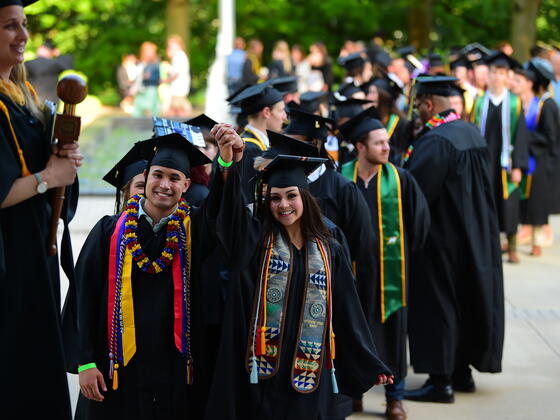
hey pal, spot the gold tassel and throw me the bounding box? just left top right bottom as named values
left=112, top=364, right=119, bottom=390
left=260, top=327, right=266, bottom=355
left=330, top=331, right=336, bottom=360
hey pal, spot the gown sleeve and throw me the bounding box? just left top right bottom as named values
left=330, top=240, right=392, bottom=398
left=0, top=108, right=24, bottom=204
left=401, top=169, right=431, bottom=251
left=215, top=162, right=261, bottom=270
left=512, top=109, right=530, bottom=170
left=75, top=216, right=115, bottom=365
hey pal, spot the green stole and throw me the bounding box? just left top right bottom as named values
left=342, top=159, right=406, bottom=322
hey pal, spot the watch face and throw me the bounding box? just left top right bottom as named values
left=37, top=182, right=48, bottom=194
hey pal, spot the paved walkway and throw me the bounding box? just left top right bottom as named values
left=63, top=197, right=560, bottom=419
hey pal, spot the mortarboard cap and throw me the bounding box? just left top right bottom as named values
left=262, top=130, right=319, bottom=159
left=260, top=154, right=327, bottom=190
left=228, top=83, right=283, bottom=115
left=484, top=51, right=521, bottom=69
left=184, top=113, right=218, bottom=132
left=148, top=133, right=212, bottom=177
left=521, top=60, right=555, bottom=90
left=415, top=75, right=460, bottom=97
left=450, top=54, right=472, bottom=70
left=0, top=0, right=38, bottom=7
left=373, top=50, right=392, bottom=69
left=372, top=74, right=404, bottom=101
left=103, top=140, right=153, bottom=191
left=428, top=53, right=444, bottom=68
left=285, top=106, right=335, bottom=141
left=338, top=82, right=363, bottom=98
left=338, top=106, right=384, bottom=143
left=268, top=76, right=299, bottom=95
left=299, top=90, right=328, bottom=114
left=338, top=52, right=366, bottom=71
left=329, top=93, right=372, bottom=121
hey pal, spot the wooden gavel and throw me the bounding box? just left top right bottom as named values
left=46, top=75, right=88, bottom=257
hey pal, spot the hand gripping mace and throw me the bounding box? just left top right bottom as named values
left=46, top=75, right=88, bottom=257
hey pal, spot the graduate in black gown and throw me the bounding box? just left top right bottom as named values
left=74, top=127, right=245, bottom=420
left=0, top=1, right=82, bottom=417
left=102, top=141, right=148, bottom=214
left=204, top=154, right=392, bottom=420
left=511, top=62, right=560, bottom=256
left=471, top=52, right=530, bottom=263
left=361, top=74, right=411, bottom=166
left=337, top=52, right=369, bottom=100
left=403, top=76, right=504, bottom=403
left=228, top=83, right=286, bottom=203
left=339, top=108, right=430, bottom=419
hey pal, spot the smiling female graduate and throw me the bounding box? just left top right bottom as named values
left=204, top=153, right=393, bottom=420
left=73, top=125, right=246, bottom=420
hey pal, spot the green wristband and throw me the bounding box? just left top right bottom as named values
left=78, top=363, right=97, bottom=373
left=218, top=156, right=233, bottom=168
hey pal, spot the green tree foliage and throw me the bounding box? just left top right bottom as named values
left=23, top=0, right=558, bottom=105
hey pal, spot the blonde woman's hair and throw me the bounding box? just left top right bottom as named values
left=10, top=64, right=44, bottom=124
left=274, top=40, right=292, bottom=74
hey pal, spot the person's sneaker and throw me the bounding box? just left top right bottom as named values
left=386, top=400, right=407, bottom=420
left=403, top=380, right=454, bottom=403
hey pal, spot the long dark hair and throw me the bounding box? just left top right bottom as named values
left=259, top=187, right=332, bottom=243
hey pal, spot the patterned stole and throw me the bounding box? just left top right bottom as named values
left=247, top=232, right=335, bottom=393
left=341, top=160, right=406, bottom=322
left=107, top=211, right=193, bottom=389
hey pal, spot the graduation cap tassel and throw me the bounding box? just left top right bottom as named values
left=250, top=356, right=259, bottom=384
left=112, top=363, right=119, bottom=390
left=330, top=362, right=339, bottom=394
left=186, top=358, right=194, bottom=385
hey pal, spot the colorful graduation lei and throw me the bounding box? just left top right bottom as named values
left=124, top=195, right=189, bottom=273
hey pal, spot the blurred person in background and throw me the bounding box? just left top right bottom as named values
left=133, top=41, right=160, bottom=118
left=116, top=53, right=138, bottom=114
left=164, top=35, right=191, bottom=118
left=268, top=40, right=293, bottom=79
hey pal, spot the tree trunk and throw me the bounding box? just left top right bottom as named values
left=408, top=0, right=432, bottom=50
left=511, top=0, right=541, bottom=63
left=166, top=0, right=190, bottom=53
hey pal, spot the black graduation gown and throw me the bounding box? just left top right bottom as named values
left=183, top=182, right=209, bottom=207
left=203, top=170, right=390, bottom=420
left=482, top=100, right=530, bottom=234
left=543, top=98, right=560, bottom=215
left=309, top=167, right=377, bottom=306
left=521, top=98, right=560, bottom=225
left=0, top=92, right=75, bottom=418
left=74, top=168, right=229, bottom=420
left=404, top=118, right=504, bottom=375
left=239, top=128, right=266, bottom=203
left=355, top=166, right=430, bottom=379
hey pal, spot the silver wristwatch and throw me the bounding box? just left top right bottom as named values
left=33, top=172, right=48, bottom=194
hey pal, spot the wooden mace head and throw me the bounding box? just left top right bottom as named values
left=56, top=75, right=88, bottom=105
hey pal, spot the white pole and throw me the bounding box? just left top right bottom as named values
left=204, top=0, right=235, bottom=123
